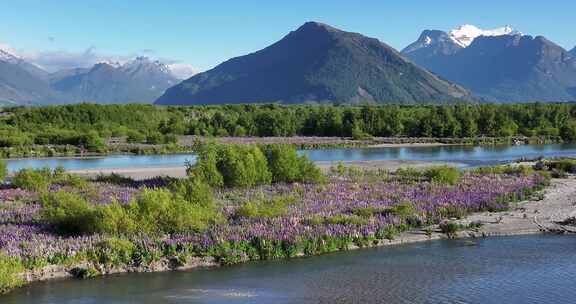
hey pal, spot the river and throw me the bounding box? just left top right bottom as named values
left=3, top=235, right=576, bottom=304
left=5, top=143, right=576, bottom=172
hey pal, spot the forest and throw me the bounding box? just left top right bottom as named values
left=1, top=103, right=575, bottom=152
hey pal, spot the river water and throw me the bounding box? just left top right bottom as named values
left=5, top=143, right=576, bottom=172
left=3, top=235, right=576, bottom=304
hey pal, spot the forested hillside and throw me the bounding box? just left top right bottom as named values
left=1, top=103, right=575, bottom=151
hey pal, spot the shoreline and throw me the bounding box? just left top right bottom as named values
left=17, top=177, right=576, bottom=289
left=67, top=160, right=460, bottom=180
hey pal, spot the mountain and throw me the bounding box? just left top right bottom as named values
left=448, top=24, right=519, bottom=47
left=0, top=49, right=182, bottom=105
left=402, top=26, right=576, bottom=102
left=570, top=47, right=576, bottom=56
left=49, top=57, right=179, bottom=104
left=0, top=49, right=63, bottom=105
left=401, top=30, right=463, bottom=72
left=156, top=22, right=470, bottom=105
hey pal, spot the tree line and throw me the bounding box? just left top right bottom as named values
left=1, top=103, right=575, bottom=151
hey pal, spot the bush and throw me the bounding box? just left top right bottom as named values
left=172, top=178, right=214, bottom=207
left=439, top=221, right=460, bottom=239
left=131, top=188, right=221, bottom=234
left=424, top=166, right=461, bottom=185
left=0, top=160, right=7, bottom=182
left=236, top=195, right=296, bottom=219
left=42, top=186, right=222, bottom=236
left=0, top=254, right=24, bottom=294
left=217, top=145, right=271, bottom=188
left=41, top=191, right=97, bottom=235
left=263, top=145, right=323, bottom=183
left=395, top=167, right=423, bottom=182
left=188, top=144, right=224, bottom=187
left=547, top=159, right=576, bottom=174
left=80, top=131, right=107, bottom=153
left=12, top=167, right=87, bottom=192
left=90, top=238, right=135, bottom=266
left=12, top=168, right=53, bottom=192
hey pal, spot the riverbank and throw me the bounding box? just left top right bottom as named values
left=67, top=159, right=456, bottom=180
left=15, top=176, right=576, bottom=289
left=1, top=135, right=565, bottom=159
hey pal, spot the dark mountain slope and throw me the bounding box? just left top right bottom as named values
left=156, top=22, right=470, bottom=105
left=403, top=31, right=576, bottom=102
left=50, top=57, right=179, bottom=104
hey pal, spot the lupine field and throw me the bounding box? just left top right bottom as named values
left=0, top=143, right=558, bottom=294
left=0, top=166, right=547, bottom=291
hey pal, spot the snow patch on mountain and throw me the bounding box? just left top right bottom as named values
left=0, top=48, right=19, bottom=63
left=449, top=24, right=520, bottom=47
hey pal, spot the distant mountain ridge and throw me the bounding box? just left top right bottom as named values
left=50, top=57, right=179, bottom=104
left=402, top=25, right=576, bottom=102
left=0, top=50, right=182, bottom=105
left=156, top=22, right=470, bottom=105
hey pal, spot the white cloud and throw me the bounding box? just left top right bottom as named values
left=19, top=47, right=133, bottom=72
left=167, top=63, right=199, bottom=79
left=1, top=40, right=200, bottom=77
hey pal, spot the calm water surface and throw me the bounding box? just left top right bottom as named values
left=5, top=144, right=576, bottom=172
left=3, top=235, right=576, bottom=304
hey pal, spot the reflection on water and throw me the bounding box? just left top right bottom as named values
left=302, top=143, right=576, bottom=166
left=3, top=235, right=576, bottom=304
left=4, top=144, right=576, bottom=172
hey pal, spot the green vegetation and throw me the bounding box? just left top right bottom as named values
left=0, top=103, right=575, bottom=157
left=0, top=160, right=7, bottom=182
left=41, top=181, right=221, bottom=236
left=0, top=254, right=24, bottom=294
left=236, top=195, right=296, bottom=219
left=189, top=143, right=323, bottom=187
left=424, top=166, right=461, bottom=185
left=262, top=145, right=323, bottom=183
left=12, top=167, right=87, bottom=192
left=0, top=146, right=555, bottom=294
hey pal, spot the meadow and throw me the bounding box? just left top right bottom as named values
left=0, top=144, right=560, bottom=293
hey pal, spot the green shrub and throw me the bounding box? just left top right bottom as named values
left=547, top=159, right=576, bottom=174
left=94, top=173, right=135, bottom=186
left=12, top=168, right=52, bottom=191
left=188, top=144, right=224, bottom=187
left=172, top=178, right=214, bottom=207
left=236, top=196, right=296, bottom=219
left=92, top=202, right=137, bottom=235
left=41, top=191, right=97, bottom=235
left=263, top=144, right=323, bottom=183
left=395, top=167, right=423, bottom=182
left=129, top=188, right=221, bottom=235
left=80, top=131, right=107, bottom=153
left=216, top=145, right=271, bottom=187
left=439, top=221, right=460, bottom=239
left=42, top=186, right=222, bottom=236
left=424, top=166, right=461, bottom=185
left=0, top=254, right=24, bottom=294
left=12, top=167, right=88, bottom=192
left=389, top=202, right=416, bottom=218
left=91, top=238, right=135, bottom=266
left=0, top=160, right=7, bottom=182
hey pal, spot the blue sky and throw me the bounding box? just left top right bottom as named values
left=1, top=1, right=575, bottom=73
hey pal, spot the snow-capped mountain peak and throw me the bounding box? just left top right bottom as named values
left=0, top=48, right=20, bottom=63
left=449, top=24, right=520, bottom=47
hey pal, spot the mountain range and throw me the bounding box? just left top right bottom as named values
left=156, top=22, right=470, bottom=105
left=2, top=22, right=576, bottom=106
left=402, top=25, right=576, bottom=102
left=0, top=51, right=182, bottom=105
